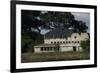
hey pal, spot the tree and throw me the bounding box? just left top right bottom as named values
left=80, top=39, right=90, bottom=52
left=40, top=11, right=88, bottom=33
left=21, top=10, right=88, bottom=53
left=21, top=10, right=45, bottom=33
left=21, top=10, right=45, bottom=53
left=72, top=20, right=88, bottom=32
left=21, top=32, right=44, bottom=53
left=40, top=12, right=75, bottom=29
left=22, top=10, right=88, bottom=34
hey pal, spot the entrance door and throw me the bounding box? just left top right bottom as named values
left=73, top=46, right=76, bottom=52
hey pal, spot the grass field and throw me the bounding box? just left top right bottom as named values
left=21, top=51, right=90, bottom=63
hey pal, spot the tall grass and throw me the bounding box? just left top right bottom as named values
left=21, top=51, right=90, bottom=63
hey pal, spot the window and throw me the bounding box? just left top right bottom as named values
left=54, top=42, right=56, bottom=44
left=44, top=48, right=46, bottom=51
left=51, top=42, right=53, bottom=44
left=74, top=36, right=77, bottom=39
left=60, top=41, right=62, bottom=44
left=77, top=41, right=79, bottom=43
left=73, top=46, right=76, bottom=51
left=75, top=41, right=77, bottom=43
left=41, top=47, right=43, bottom=51
left=57, top=42, right=59, bottom=44
left=63, top=41, right=65, bottom=44
left=47, top=47, right=49, bottom=51
left=50, top=47, right=52, bottom=51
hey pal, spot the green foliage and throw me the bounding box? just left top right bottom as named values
left=40, top=12, right=75, bottom=28
left=80, top=39, right=90, bottom=52
left=21, top=51, right=90, bottom=62
left=21, top=32, right=44, bottom=53
left=22, top=10, right=88, bottom=33
left=21, top=35, right=33, bottom=53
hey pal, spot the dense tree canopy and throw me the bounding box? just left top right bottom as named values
left=21, top=10, right=88, bottom=34
left=80, top=39, right=90, bottom=52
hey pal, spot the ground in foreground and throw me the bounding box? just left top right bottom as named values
left=21, top=51, right=90, bottom=63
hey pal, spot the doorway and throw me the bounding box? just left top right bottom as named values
left=73, top=46, right=76, bottom=52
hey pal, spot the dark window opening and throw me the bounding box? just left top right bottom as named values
left=63, top=41, right=65, bottom=44
left=73, top=46, right=76, bottom=51
left=74, top=36, right=77, bottom=39
left=51, top=42, right=53, bottom=44
left=54, top=42, right=56, bottom=44
left=41, top=47, right=43, bottom=51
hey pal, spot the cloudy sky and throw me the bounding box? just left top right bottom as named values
left=72, top=12, right=90, bottom=33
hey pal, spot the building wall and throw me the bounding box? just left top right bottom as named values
left=60, top=46, right=73, bottom=52
left=34, top=33, right=89, bottom=53
left=34, top=47, right=56, bottom=53
left=44, top=33, right=89, bottom=44
left=34, top=47, right=41, bottom=53
left=60, top=45, right=82, bottom=52
left=43, top=33, right=89, bottom=52
left=34, top=46, right=82, bottom=53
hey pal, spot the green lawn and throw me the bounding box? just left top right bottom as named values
left=21, top=51, right=90, bottom=63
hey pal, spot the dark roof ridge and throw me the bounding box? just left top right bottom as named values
left=45, top=27, right=73, bottom=39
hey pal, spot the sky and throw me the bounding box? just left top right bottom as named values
left=72, top=12, right=90, bottom=33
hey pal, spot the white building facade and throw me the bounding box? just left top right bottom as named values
left=34, top=32, right=89, bottom=53
left=34, top=27, right=89, bottom=53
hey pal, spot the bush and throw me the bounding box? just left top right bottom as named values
left=80, top=39, right=90, bottom=52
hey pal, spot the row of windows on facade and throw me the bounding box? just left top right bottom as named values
left=40, top=47, right=59, bottom=51
left=51, top=41, right=80, bottom=44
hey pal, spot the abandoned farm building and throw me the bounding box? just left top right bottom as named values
left=34, top=27, right=89, bottom=53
